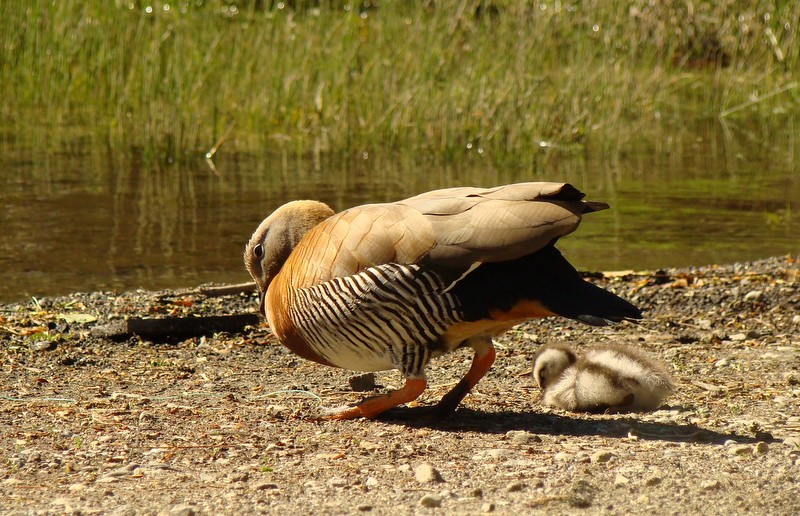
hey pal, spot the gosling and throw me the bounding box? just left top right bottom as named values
left=532, top=342, right=675, bottom=413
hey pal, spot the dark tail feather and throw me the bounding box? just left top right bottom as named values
left=532, top=247, right=642, bottom=326
left=449, top=244, right=643, bottom=326
left=551, top=279, right=643, bottom=326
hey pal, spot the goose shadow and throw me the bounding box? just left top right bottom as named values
left=374, top=406, right=771, bottom=445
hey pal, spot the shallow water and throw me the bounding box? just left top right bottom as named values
left=1, top=128, right=797, bottom=304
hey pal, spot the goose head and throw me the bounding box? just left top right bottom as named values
left=245, top=200, right=335, bottom=315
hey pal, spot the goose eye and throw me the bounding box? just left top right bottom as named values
left=253, top=244, right=264, bottom=258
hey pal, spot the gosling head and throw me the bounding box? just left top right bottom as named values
left=533, top=343, right=577, bottom=389
left=245, top=200, right=335, bottom=314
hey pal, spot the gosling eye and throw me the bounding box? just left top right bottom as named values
left=253, top=244, right=264, bottom=258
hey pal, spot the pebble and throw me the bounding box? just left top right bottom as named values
left=702, top=480, right=721, bottom=491
left=506, top=480, right=524, bottom=492
left=30, top=340, right=57, bottom=351
left=613, top=474, right=629, bottom=487
left=365, top=477, right=379, bottom=488
left=792, top=315, right=800, bottom=324
left=553, top=451, right=573, bottom=462
left=729, top=334, right=747, bottom=342
left=753, top=442, right=769, bottom=455
left=591, top=450, right=615, bottom=463
left=357, top=504, right=373, bottom=512
left=506, top=430, right=540, bottom=444
left=328, top=476, right=348, bottom=488
left=229, top=472, right=249, bottom=483
left=714, top=358, right=731, bottom=368
left=568, top=480, right=594, bottom=508
left=419, top=494, right=443, bottom=508
left=348, top=373, right=376, bottom=392
left=481, top=502, right=496, bottom=512
left=251, top=482, right=279, bottom=491
left=470, top=488, right=484, bottom=498
left=485, top=449, right=514, bottom=459
left=744, top=290, right=763, bottom=302
left=168, top=505, right=197, bottom=516
left=784, top=436, right=800, bottom=448
left=414, top=463, right=443, bottom=484
left=645, top=476, right=662, bottom=486
left=728, top=445, right=753, bottom=456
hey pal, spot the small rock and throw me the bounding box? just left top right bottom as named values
left=251, top=482, right=279, bottom=491
left=470, top=488, right=484, bottom=498
left=265, top=404, right=289, bottom=417
left=753, top=442, right=769, bottom=455
left=229, top=472, right=249, bottom=483
left=169, top=505, right=197, bottom=516
left=792, top=315, right=800, bottom=324
left=414, top=463, right=443, bottom=484
left=645, top=476, right=662, bottom=486
left=506, top=480, right=524, bottom=492
left=359, top=441, right=381, bottom=452
left=481, top=502, right=496, bottom=512
left=348, top=373, right=376, bottom=392
left=485, top=449, right=514, bottom=459
left=568, top=480, right=594, bottom=508
left=398, top=464, right=411, bottom=472
left=553, top=451, right=573, bottom=462
left=698, top=319, right=712, bottom=330
left=613, top=474, right=629, bottom=487
left=506, top=430, right=540, bottom=445
left=723, top=439, right=738, bottom=446
left=357, top=504, right=373, bottom=512
left=68, top=483, right=88, bottom=492
left=784, top=436, right=800, bottom=448
left=419, top=494, right=443, bottom=508
left=30, top=340, right=57, bottom=351
left=714, top=358, right=731, bottom=367
left=365, top=477, right=379, bottom=488
left=591, top=450, right=615, bottom=463
left=744, top=290, right=763, bottom=302
left=702, top=480, right=721, bottom=491
left=729, top=334, right=747, bottom=342
left=729, top=445, right=753, bottom=456
left=328, top=476, right=348, bottom=488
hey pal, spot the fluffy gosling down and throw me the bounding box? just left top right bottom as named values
left=532, top=343, right=675, bottom=413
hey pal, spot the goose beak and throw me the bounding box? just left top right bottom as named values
left=258, top=290, right=267, bottom=317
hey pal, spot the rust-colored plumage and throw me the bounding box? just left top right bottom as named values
left=245, top=182, right=641, bottom=419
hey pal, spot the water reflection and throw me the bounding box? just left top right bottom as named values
left=0, top=135, right=797, bottom=303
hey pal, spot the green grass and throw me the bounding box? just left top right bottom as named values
left=1, top=0, right=798, bottom=163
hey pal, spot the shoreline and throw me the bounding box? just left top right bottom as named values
left=1, top=254, right=798, bottom=514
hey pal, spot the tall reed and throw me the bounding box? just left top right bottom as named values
left=1, top=0, right=797, bottom=163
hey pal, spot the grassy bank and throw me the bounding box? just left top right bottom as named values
left=1, top=0, right=798, bottom=163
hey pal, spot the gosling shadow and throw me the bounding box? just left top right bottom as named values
left=376, top=406, right=771, bottom=445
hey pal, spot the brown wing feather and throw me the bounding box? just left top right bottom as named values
left=280, top=204, right=436, bottom=288
left=399, top=182, right=605, bottom=267
left=279, top=182, right=605, bottom=287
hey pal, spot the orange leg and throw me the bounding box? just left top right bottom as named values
left=324, top=377, right=428, bottom=420
left=435, top=337, right=496, bottom=414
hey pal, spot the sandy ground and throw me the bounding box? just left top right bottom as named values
left=1, top=255, right=799, bottom=515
